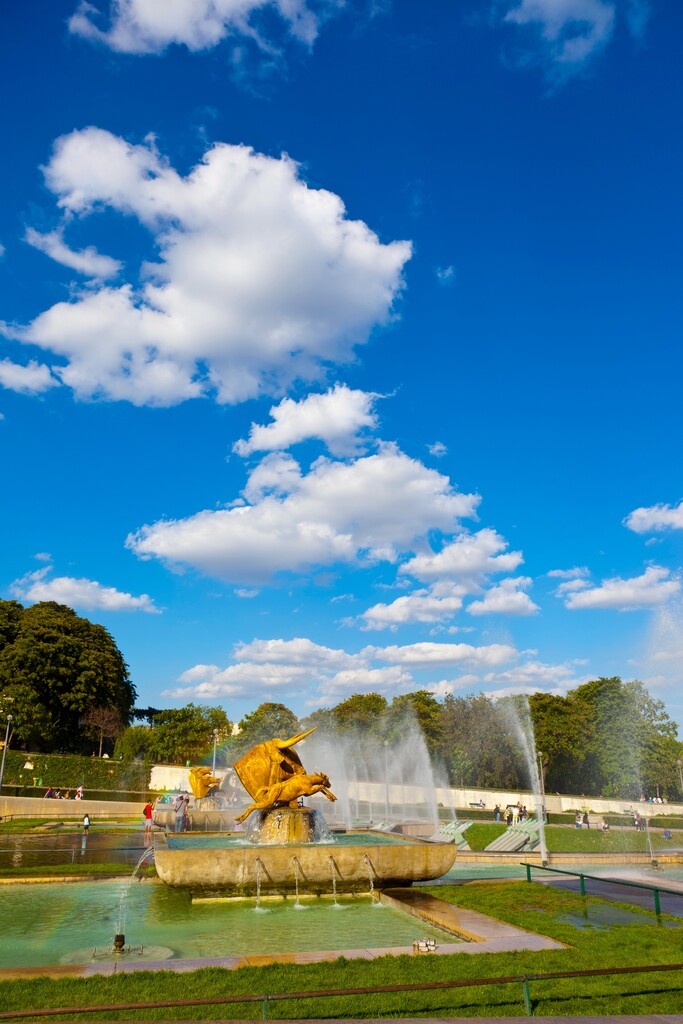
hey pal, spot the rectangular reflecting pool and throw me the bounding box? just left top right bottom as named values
left=0, top=881, right=462, bottom=969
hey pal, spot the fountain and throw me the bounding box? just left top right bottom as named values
left=154, top=727, right=456, bottom=897
left=503, top=697, right=549, bottom=863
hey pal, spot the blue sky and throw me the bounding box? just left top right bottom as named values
left=2, top=0, right=683, bottom=728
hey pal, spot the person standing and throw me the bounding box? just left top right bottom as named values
left=83, top=814, right=90, bottom=835
left=173, top=794, right=185, bottom=833
left=143, top=801, right=153, bottom=838
left=583, top=811, right=590, bottom=829
left=494, top=804, right=501, bottom=822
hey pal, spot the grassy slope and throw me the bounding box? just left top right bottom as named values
left=462, top=821, right=683, bottom=853
left=0, top=882, right=681, bottom=1019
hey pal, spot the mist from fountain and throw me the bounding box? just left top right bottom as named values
left=501, top=696, right=548, bottom=863
left=302, top=712, right=452, bottom=831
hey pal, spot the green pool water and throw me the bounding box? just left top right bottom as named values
left=0, top=881, right=461, bottom=968
left=167, top=831, right=408, bottom=850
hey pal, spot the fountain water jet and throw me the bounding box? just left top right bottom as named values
left=502, top=697, right=549, bottom=863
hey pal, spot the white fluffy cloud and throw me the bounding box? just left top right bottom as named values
left=359, top=587, right=465, bottom=630
left=233, top=385, right=380, bottom=457
left=547, top=566, right=590, bottom=579
left=25, top=228, right=121, bottom=279
left=5, top=129, right=410, bottom=406
left=69, top=0, right=335, bottom=53
left=319, top=666, right=413, bottom=698
left=500, top=0, right=647, bottom=80
left=483, top=660, right=581, bottom=690
left=233, top=637, right=357, bottom=669
left=561, top=565, right=680, bottom=611
left=10, top=567, right=159, bottom=613
left=166, top=661, right=313, bottom=699
left=624, top=501, right=683, bottom=534
left=165, top=633, right=520, bottom=702
left=0, top=359, right=56, bottom=395
left=467, top=576, right=539, bottom=616
left=363, top=641, right=517, bottom=668
left=401, top=528, right=522, bottom=584
left=128, top=444, right=479, bottom=583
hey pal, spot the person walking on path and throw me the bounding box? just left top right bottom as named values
left=583, top=811, right=590, bottom=829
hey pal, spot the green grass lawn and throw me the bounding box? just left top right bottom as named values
left=460, top=820, right=683, bottom=854
left=0, top=881, right=681, bottom=1020
left=464, top=822, right=507, bottom=849
left=543, top=824, right=683, bottom=854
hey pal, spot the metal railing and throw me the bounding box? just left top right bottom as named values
left=522, top=861, right=683, bottom=916
left=0, top=962, right=681, bottom=1019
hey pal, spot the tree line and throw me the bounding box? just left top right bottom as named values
left=1, top=599, right=681, bottom=799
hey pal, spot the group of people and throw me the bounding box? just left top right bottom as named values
left=574, top=811, right=590, bottom=828
left=173, top=793, right=191, bottom=832
left=45, top=786, right=84, bottom=800
left=494, top=802, right=529, bottom=825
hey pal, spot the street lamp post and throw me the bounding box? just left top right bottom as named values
left=537, top=751, right=546, bottom=823
left=384, top=740, right=390, bottom=820
left=0, top=715, right=13, bottom=795
left=212, top=729, right=219, bottom=775
left=677, top=759, right=683, bottom=802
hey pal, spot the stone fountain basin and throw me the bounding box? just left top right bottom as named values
left=154, top=831, right=456, bottom=897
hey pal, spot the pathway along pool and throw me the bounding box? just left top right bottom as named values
left=0, top=881, right=462, bottom=969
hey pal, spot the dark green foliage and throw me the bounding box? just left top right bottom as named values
left=331, top=692, right=388, bottom=735
left=146, top=704, right=231, bottom=765
left=0, top=749, right=150, bottom=791
left=0, top=599, right=135, bottom=753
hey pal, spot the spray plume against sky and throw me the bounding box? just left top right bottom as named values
left=1, top=0, right=683, bottom=727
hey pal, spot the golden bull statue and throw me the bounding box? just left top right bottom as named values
left=188, top=765, right=221, bottom=800
left=233, top=726, right=336, bottom=823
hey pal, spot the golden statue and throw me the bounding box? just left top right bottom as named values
left=188, top=765, right=221, bottom=800
left=235, top=771, right=337, bottom=823
left=233, top=726, right=336, bottom=823
left=233, top=727, right=316, bottom=798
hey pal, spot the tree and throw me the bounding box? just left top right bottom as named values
left=232, top=703, right=300, bottom=759
left=0, top=600, right=136, bottom=752
left=148, top=704, right=231, bottom=765
left=528, top=691, right=594, bottom=794
left=331, top=693, right=388, bottom=736
left=82, top=706, right=124, bottom=757
left=114, top=724, right=154, bottom=761
left=439, top=693, right=525, bottom=789
left=386, top=691, right=443, bottom=755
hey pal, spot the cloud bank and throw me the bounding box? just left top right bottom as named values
left=2, top=129, right=410, bottom=407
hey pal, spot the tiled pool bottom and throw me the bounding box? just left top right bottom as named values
left=0, top=881, right=462, bottom=969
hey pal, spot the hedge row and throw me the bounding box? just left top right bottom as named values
left=1, top=750, right=150, bottom=792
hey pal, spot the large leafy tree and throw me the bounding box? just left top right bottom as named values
left=148, top=704, right=231, bottom=765
left=232, top=703, right=300, bottom=759
left=331, top=693, right=388, bottom=736
left=528, top=691, right=595, bottom=794
left=0, top=600, right=136, bottom=752
left=386, top=691, right=443, bottom=756
left=440, top=693, right=525, bottom=789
